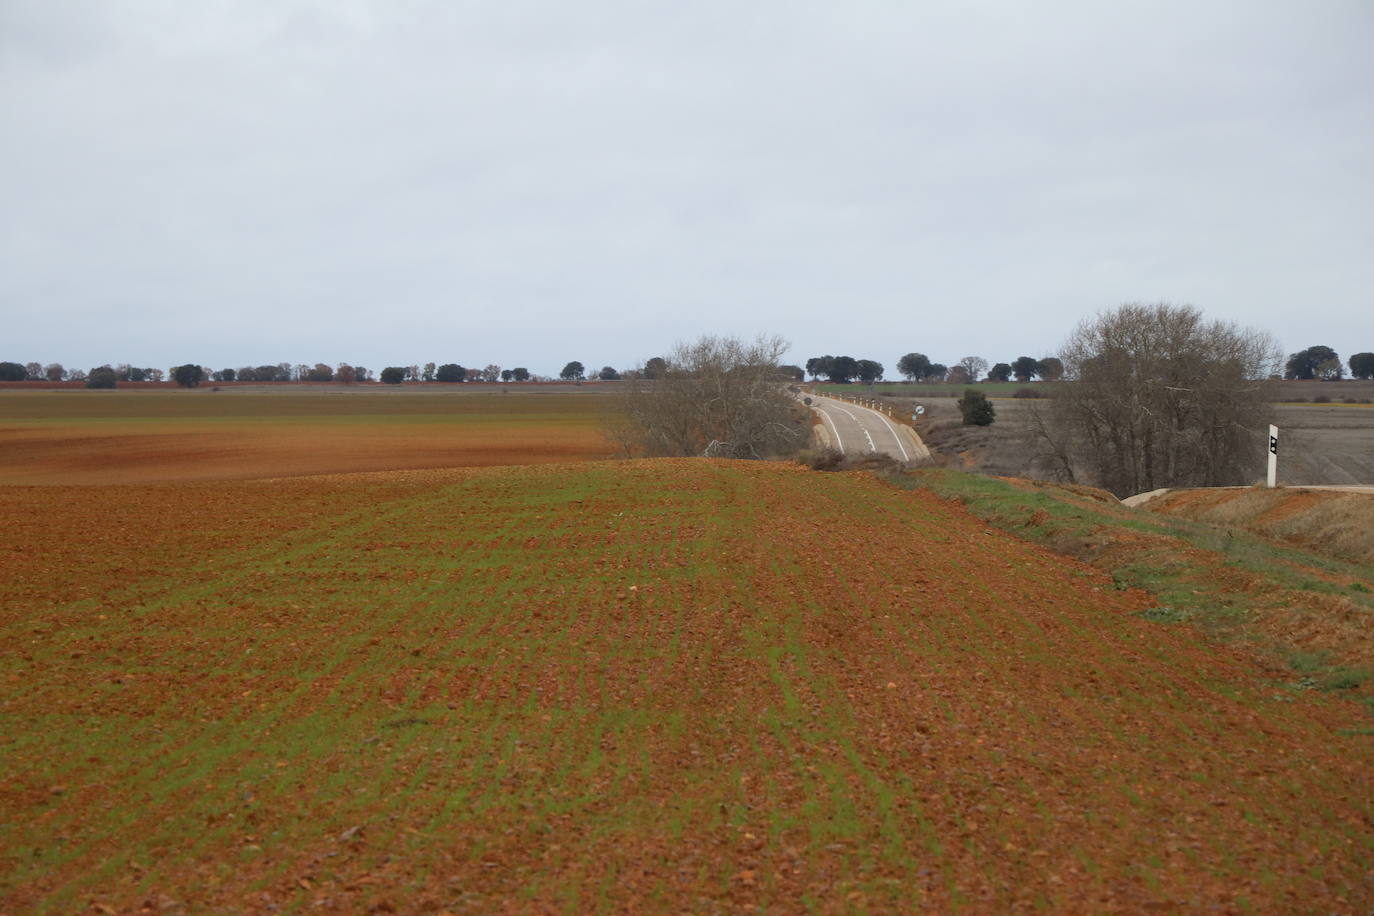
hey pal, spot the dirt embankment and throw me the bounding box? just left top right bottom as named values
left=1144, top=487, right=1374, bottom=565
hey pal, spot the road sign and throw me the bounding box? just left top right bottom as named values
left=912, top=405, right=925, bottom=420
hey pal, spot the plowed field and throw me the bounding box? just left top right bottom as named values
left=3, top=460, right=1372, bottom=911
left=0, top=388, right=614, bottom=485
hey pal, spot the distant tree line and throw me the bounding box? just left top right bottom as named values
left=0, top=360, right=592, bottom=388
left=9, top=344, right=1368, bottom=392
left=0, top=362, right=166, bottom=384
left=801, top=353, right=1064, bottom=384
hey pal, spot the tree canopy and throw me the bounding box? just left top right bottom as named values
left=896, top=352, right=931, bottom=381
left=435, top=363, right=465, bottom=382
left=1036, top=357, right=1064, bottom=381
left=826, top=356, right=859, bottom=383
left=171, top=364, right=205, bottom=388
left=1011, top=356, right=1040, bottom=382
left=855, top=359, right=884, bottom=383
left=1043, top=303, right=1279, bottom=496
left=805, top=356, right=833, bottom=381
left=1285, top=345, right=1340, bottom=380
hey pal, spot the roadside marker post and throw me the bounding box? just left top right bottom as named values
left=1267, top=425, right=1278, bottom=488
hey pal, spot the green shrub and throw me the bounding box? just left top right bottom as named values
left=957, top=388, right=995, bottom=426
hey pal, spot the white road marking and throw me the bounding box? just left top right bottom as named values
left=831, top=405, right=876, bottom=452
left=810, top=394, right=929, bottom=463
left=828, top=399, right=906, bottom=459
left=868, top=407, right=912, bottom=462
left=818, top=406, right=845, bottom=454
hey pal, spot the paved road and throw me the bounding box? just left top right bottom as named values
left=809, top=394, right=930, bottom=463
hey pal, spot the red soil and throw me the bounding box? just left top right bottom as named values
left=2, top=462, right=1372, bottom=911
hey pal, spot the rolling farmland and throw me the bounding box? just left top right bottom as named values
left=4, top=455, right=1373, bottom=911
left=0, top=387, right=615, bottom=485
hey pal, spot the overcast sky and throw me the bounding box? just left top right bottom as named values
left=3, top=1, right=1371, bottom=377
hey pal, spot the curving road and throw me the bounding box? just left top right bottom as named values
left=809, top=394, right=930, bottom=463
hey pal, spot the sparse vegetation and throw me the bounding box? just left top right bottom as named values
left=613, top=334, right=806, bottom=459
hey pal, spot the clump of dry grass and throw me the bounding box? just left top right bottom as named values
left=1148, top=488, right=1374, bottom=565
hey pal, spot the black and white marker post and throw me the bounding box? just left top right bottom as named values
left=1267, top=424, right=1278, bottom=488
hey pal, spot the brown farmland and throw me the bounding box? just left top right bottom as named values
left=3, top=451, right=1373, bottom=911
left=0, top=386, right=615, bottom=485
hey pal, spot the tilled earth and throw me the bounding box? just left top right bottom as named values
left=3, top=460, right=1372, bottom=912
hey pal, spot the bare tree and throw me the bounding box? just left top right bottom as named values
left=613, top=334, right=806, bottom=459
left=957, top=356, right=988, bottom=382
left=1044, top=303, right=1280, bottom=496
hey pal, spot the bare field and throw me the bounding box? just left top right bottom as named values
left=0, top=387, right=617, bottom=484
left=894, top=395, right=1374, bottom=487
left=3, top=460, right=1373, bottom=911
left=1272, top=403, right=1374, bottom=486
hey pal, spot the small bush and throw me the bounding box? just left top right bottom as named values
left=1313, top=394, right=1331, bottom=403
left=957, top=389, right=995, bottom=426
left=796, top=448, right=845, bottom=471
left=796, top=449, right=907, bottom=474
left=1012, top=387, right=1040, bottom=399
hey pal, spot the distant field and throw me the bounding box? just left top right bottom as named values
left=3, top=459, right=1373, bottom=910
left=886, top=394, right=1374, bottom=487
left=0, top=387, right=615, bottom=484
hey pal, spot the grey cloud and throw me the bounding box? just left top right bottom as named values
left=2, top=0, right=1371, bottom=374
